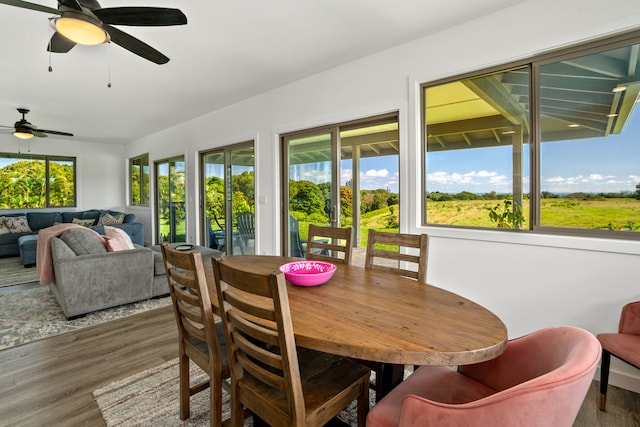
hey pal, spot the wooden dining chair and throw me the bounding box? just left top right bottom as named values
left=365, top=229, right=429, bottom=283
left=211, top=257, right=371, bottom=427
left=362, top=229, right=429, bottom=402
left=161, top=243, right=230, bottom=427
left=306, top=224, right=353, bottom=264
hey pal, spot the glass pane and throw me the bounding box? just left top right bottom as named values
left=170, top=160, right=186, bottom=242
left=156, top=162, right=170, bottom=242
left=231, top=146, right=255, bottom=255
left=287, top=131, right=334, bottom=257
left=130, top=158, right=141, bottom=205
left=48, top=158, right=75, bottom=207
left=156, top=158, right=185, bottom=243
left=0, top=156, right=46, bottom=208
left=424, top=66, right=530, bottom=229
left=202, top=151, right=226, bottom=251
left=140, top=154, right=149, bottom=205
left=539, top=43, right=640, bottom=233
left=340, top=121, right=399, bottom=248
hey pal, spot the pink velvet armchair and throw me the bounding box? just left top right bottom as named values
left=366, top=326, right=601, bottom=427
left=596, top=301, right=640, bottom=411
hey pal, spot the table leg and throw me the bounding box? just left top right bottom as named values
left=379, top=363, right=405, bottom=399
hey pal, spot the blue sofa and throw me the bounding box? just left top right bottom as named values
left=0, top=209, right=144, bottom=265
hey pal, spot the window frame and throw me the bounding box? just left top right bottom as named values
left=420, top=28, right=640, bottom=241
left=0, top=153, right=77, bottom=209
left=129, top=153, right=149, bottom=207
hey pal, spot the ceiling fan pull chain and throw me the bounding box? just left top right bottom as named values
left=107, top=42, right=112, bottom=88
left=47, top=17, right=53, bottom=72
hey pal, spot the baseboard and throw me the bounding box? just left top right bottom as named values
left=595, top=366, right=640, bottom=394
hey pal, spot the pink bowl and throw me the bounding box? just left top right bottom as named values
left=279, top=261, right=337, bottom=287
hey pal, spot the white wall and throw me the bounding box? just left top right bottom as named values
left=125, top=0, right=640, bottom=391
left=0, top=135, right=125, bottom=213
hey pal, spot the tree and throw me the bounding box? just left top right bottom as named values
left=0, top=159, right=74, bottom=208
left=289, top=180, right=326, bottom=220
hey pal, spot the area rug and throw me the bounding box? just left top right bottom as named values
left=0, top=286, right=171, bottom=351
left=93, top=358, right=374, bottom=427
left=0, top=257, right=39, bottom=288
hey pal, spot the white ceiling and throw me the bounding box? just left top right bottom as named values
left=0, top=0, right=517, bottom=145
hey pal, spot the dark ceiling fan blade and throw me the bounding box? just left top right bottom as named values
left=38, top=128, right=74, bottom=137
left=57, top=0, right=82, bottom=11
left=47, top=32, right=76, bottom=53
left=0, top=0, right=59, bottom=14
left=104, top=24, right=169, bottom=64
left=32, top=130, right=47, bottom=138
left=94, top=7, right=187, bottom=26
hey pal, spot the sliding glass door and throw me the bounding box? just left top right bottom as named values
left=282, top=113, right=399, bottom=256
left=200, top=142, right=255, bottom=255
left=155, top=156, right=185, bottom=243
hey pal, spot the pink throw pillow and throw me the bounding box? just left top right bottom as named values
left=103, top=236, right=131, bottom=252
left=103, top=226, right=135, bottom=250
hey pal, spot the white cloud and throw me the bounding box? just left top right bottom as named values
left=363, top=168, right=389, bottom=178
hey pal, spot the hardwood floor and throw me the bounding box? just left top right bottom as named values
left=0, top=305, right=177, bottom=426
left=1, top=304, right=638, bottom=426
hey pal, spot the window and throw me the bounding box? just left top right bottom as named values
left=129, top=153, right=149, bottom=206
left=0, top=153, right=76, bottom=208
left=422, top=30, right=640, bottom=238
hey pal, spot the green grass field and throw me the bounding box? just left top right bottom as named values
left=299, top=197, right=639, bottom=246
left=426, top=198, right=640, bottom=230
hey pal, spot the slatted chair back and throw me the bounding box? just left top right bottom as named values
left=365, top=229, right=429, bottom=283
left=306, top=224, right=352, bottom=265
left=161, top=243, right=230, bottom=427
left=236, top=212, right=255, bottom=240
left=212, top=257, right=370, bottom=427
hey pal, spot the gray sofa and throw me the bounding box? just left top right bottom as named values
left=48, top=231, right=168, bottom=319
left=0, top=209, right=144, bottom=265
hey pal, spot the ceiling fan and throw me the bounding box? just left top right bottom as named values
left=0, top=0, right=187, bottom=64
left=0, top=108, right=74, bottom=139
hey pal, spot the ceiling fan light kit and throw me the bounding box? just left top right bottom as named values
left=1, top=108, right=74, bottom=139
left=0, top=0, right=187, bottom=64
left=53, top=13, right=110, bottom=45
left=13, top=129, right=34, bottom=140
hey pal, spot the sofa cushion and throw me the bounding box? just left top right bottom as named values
left=0, top=217, right=10, bottom=235
left=26, top=212, right=63, bottom=231
left=97, top=212, right=125, bottom=226
left=2, top=216, right=32, bottom=233
left=62, top=210, right=101, bottom=223
left=72, top=218, right=96, bottom=227
left=152, top=250, right=166, bottom=276
left=60, top=229, right=107, bottom=255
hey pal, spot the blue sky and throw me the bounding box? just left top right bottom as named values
left=340, top=155, right=399, bottom=193
left=427, top=104, right=640, bottom=195
left=335, top=103, right=639, bottom=195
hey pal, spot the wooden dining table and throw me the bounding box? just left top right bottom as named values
left=203, top=255, right=507, bottom=397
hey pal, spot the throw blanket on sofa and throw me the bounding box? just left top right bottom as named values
left=36, top=223, right=106, bottom=285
